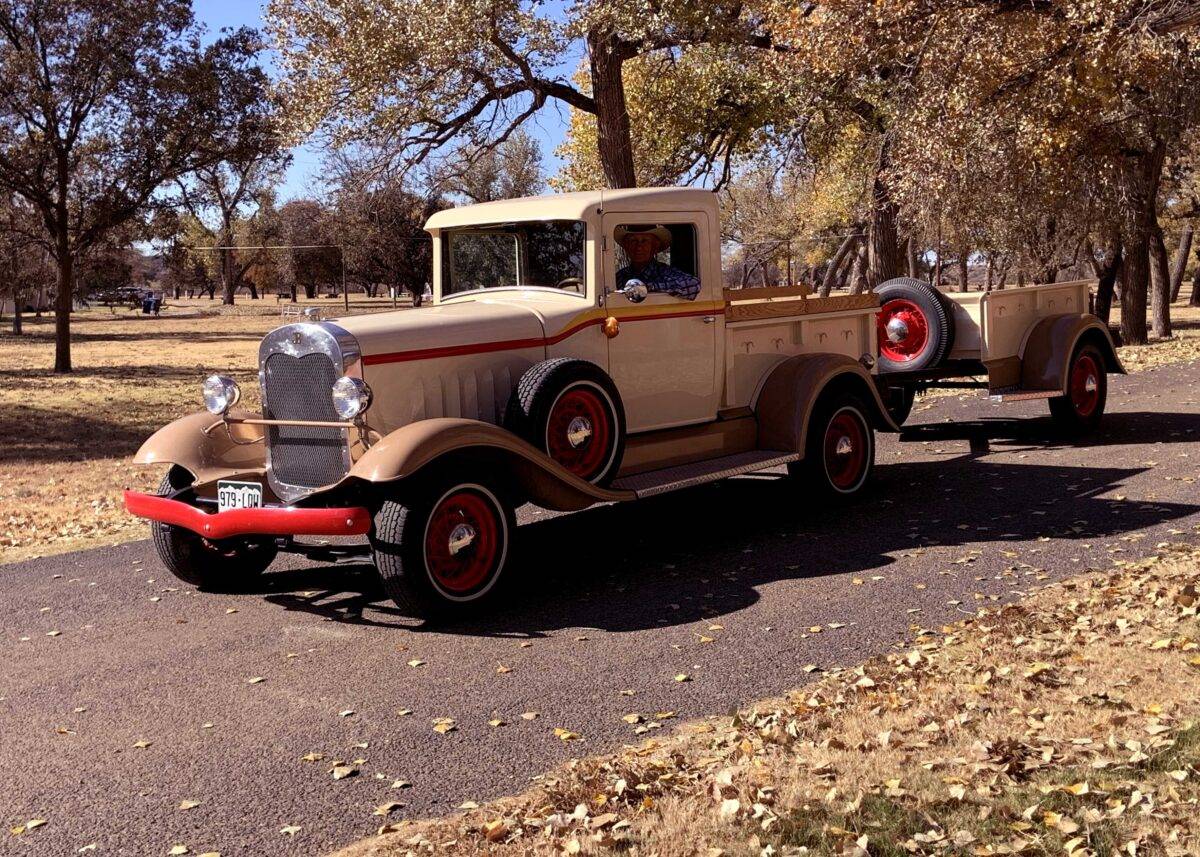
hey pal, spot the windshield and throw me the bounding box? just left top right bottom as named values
left=442, top=220, right=587, bottom=297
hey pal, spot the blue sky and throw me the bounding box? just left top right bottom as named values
left=193, top=0, right=573, bottom=199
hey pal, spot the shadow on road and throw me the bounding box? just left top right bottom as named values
left=254, top=410, right=1200, bottom=635
left=899, top=411, right=1199, bottom=453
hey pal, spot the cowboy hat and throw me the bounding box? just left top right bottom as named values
left=614, top=224, right=672, bottom=249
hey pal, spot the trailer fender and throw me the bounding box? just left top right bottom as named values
left=1019, top=314, right=1125, bottom=393
left=754, top=354, right=900, bottom=455
left=132, top=410, right=266, bottom=485
left=349, top=418, right=633, bottom=512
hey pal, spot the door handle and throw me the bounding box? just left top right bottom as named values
left=701, top=315, right=716, bottom=324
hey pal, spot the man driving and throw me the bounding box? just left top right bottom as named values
left=615, top=225, right=701, bottom=300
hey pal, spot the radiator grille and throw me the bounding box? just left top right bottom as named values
left=262, top=352, right=348, bottom=490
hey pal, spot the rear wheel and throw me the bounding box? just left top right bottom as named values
left=789, top=393, right=875, bottom=501
left=370, top=476, right=515, bottom=619
left=150, top=471, right=277, bottom=591
left=874, top=278, right=954, bottom=372
left=1048, top=343, right=1107, bottom=435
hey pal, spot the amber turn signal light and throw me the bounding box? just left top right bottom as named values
left=603, top=316, right=620, bottom=338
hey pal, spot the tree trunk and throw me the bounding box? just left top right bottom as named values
left=1093, top=241, right=1122, bottom=326
left=54, top=237, right=73, bottom=373
left=906, top=235, right=917, bottom=278
left=1190, top=241, right=1200, bottom=307
left=587, top=31, right=636, bottom=189
left=819, top=232, right=859, bottom=297
left=1149, top=223, right=1171, bottom=338
left=12, top=294, right=23, bottom=334
left=1119, top=139, right=1165, bottom=345
left=957, top=253, right=969, bottom=292
left=849, top=242, right=869, bottom=294
left=1169, top=224, right=1193, bottom=303
left=868, top=165, right=902, bottom=285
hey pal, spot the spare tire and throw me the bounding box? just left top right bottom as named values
left=874, top=277, right=954, bottom=372
left=504, top=358, right=626, bottom=486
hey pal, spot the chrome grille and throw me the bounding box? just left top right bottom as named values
left=262, top=352, right=348, bottom=491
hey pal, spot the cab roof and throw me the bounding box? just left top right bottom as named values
left=424, top=187, right=718, bottom=231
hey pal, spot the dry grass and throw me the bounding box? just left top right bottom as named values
left=337, top=543, right=1200, bottom=857
left=0, top=297, right=406, bottom=563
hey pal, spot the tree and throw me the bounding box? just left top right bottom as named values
left=440, top=130, right=544, bottom=203
left=0, top=2, right=272, bottom=371
left=0, top=191, right=50, bottom=333
left=277, top=199, right=339, bottom=300
left=176, top=121, right=290, bottom=305
left=267, top=0, right=781, bottom=189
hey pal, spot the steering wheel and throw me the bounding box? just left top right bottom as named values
left=555, top=277, right=584, bottom=292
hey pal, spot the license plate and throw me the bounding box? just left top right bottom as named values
left=217, top=480, right=263, bottom=512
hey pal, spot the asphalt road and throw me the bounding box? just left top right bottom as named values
left=4, top=359, right=1199, bottom=856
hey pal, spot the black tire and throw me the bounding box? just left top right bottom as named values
left=1048, top=342, right=1107, bottom=435
left=371, top=475, right=516, bottom=620
left=874, top=277, right=954, bottom=372
left=150, top=471, right=277, bottom=591
left=504, top=358, right=625, bottom=485
left=788, top=393, right=876, bottom=502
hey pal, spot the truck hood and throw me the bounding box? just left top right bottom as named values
left=333, top=299, right=547, bottom=366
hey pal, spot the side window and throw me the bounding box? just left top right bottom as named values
left=612, top=223, right=701, bottom=301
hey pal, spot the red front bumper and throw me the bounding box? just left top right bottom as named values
left=124, top=491, right=373, bottom=539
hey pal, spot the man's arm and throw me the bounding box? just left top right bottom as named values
left=644, top=263, right=701, bottom=300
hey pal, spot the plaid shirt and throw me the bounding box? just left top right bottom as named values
left=616, top=261, right=701, bottom=301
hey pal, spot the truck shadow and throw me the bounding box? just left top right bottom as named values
left=260, top=425, right=1200, bottom=633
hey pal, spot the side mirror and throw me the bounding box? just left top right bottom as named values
left=618, top=279, right=648, bottom=303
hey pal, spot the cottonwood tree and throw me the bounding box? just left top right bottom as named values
left=0, top=1, right=271, bottom=371
left=267, top=0, right=782, bottom=189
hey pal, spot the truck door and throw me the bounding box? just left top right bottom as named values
left=601, top=213, right=720, bottom=433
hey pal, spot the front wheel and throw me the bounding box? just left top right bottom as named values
left=370, top=477, right=515, bottom=619
left=1048, top=343, right=1107, bottom=435
left=150, top=474, right=277, bottom=591
left=789, top=393, right=876, bottom=502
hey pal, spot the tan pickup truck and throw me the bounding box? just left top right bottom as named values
left=125, top=188, right=1121, bottom=618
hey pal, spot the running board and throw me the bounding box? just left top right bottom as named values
left=611, top=450, right=798, bottom=498
left=988, top=387, right=1060, bottom=402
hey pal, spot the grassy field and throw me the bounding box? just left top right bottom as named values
left=337, top=541, right=1200, bottom=856
left=0, top=296, right=1196, bottom=566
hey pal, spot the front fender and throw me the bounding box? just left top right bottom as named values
left=349, top=418, right=633, bottom=512
left=133, top=410, right=266, bottom=485
left=1019, top=314, right=1125, bottom=393
left=754, top=354, right=899, bottom=455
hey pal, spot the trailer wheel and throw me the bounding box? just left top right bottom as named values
left=505, top=358, right=625, bottom=485
left=789, top=393, right=875, bottom=501
left=1048, top=343, right=1107, bottom=435
left=371, top=476, right=515, bottom=620
left=150, top=471, right=277, bottom=591
left=874, top=278, right=954, bottom=372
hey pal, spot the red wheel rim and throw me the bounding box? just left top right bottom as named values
left=877, top=299, right=930, bottom=362
left=545, top=385, right=613, bottom=481
left=424, top=488, right=503, bottom=596
left=823, top=409, right=868, bottom=491
left=1069, top=353, right=1101, bottom=418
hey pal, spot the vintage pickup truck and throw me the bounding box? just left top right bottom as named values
left=125, top=188, right=1122, bottom=618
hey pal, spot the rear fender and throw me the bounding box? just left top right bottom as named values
left=754, top=354, right=899, bottom=455
left=133, top=410, right=266, bottom=485
left=1019, top=314, right=1125, bottom=393
left=349, top=418, right=633, bottom=512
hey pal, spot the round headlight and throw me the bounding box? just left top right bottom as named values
left=331, top=376, right=372, bottom=420
left=202, top=375, right=241, bottom=415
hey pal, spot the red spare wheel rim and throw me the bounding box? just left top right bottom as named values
left=1069, top=353, right=1101, bottom=418
left=545, top=384, right=613, bottom=481
left=877, top=299, right=930, bottom=363
left=823, top=408, right=869, bottom=492
left=423, top=487, right=504, bottom=598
